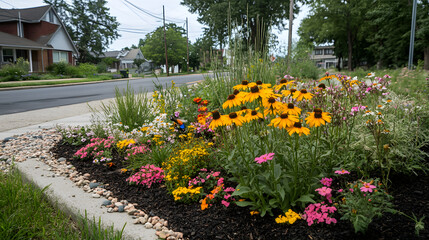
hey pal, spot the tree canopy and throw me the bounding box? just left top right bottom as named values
left=141, top=23, right=187, bottom=72
left=44, top=0, right=120, bottom=63
left=298, top=0, right=429, bottom=70
left=181, top=0, right=301, bottom=52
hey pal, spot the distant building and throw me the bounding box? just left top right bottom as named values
left=0, top=5, right=79, bottom=72
left=101, top=49, right=153, bottom=72
left=310, top=46, right=342, bottom=69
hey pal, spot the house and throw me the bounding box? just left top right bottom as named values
left=0, top=5, right=78, bottom=72
left=101, top=48, right=154, bottom=72
left=310, top=46, right=342, bottom=69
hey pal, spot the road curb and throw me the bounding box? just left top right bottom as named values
left=14, top=158, right=157, bottom=240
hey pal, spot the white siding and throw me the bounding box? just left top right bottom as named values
left=49, top=28, right=75, bottom=52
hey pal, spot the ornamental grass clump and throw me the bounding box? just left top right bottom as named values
left=126, top=164, right=164, bottom=188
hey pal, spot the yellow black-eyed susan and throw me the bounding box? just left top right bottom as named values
left=222, top=94, right=242, bottom=109
left=305, top=108, right=331, bottom=127
left=293, top=89, right=313, bottom=101
left=287, top=121, right=310, bottom=136
left=269, top=113, right=299, bottom=129
left=282, top=103, right=301, bottom=116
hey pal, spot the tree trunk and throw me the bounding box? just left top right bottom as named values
left=347, top=30, right=353, bottom=71
left=424, top=47, right=429, bottom=71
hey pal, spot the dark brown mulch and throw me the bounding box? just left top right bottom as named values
left=51, top=142, right=429, bottom=240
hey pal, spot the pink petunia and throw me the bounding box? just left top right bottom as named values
left=254, top=153, right=275, bottom=164
left=360, top=182, right=376, bottom=192
left=334, top=169, right=350, bottom=175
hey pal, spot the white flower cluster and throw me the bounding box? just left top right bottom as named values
left=141, top=113, right=173, bottom=137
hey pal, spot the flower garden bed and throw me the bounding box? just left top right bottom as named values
left=52, top=142, right=429, bottom=239
left=52, top=69, right=429, bottom=239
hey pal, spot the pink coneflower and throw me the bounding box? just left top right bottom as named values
left=335, top=169, right=350, bottom=175
left=360, top=182, right=376, bottom=192
left=254, top=153, right=275, bottom=164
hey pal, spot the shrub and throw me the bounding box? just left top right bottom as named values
left=77, top=63, right=97, bottom=77
left=126, top=164, right=164, bottom=188
left=47, top=62, right=80, bottom=77
left=0, top=57, right=30, bottom=81
left=96, top=62, right=108, bottom=73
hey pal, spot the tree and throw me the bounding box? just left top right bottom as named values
left=133, top=58, right=145, bottom=70
left=298, top=0, right=369, bottom=71
left=141, top=24, right=187, bottom=73
left=44, top=0, right=120, bottom=63
left=181, top=0, right=301, bottom=52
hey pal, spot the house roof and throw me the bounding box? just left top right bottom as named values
left=0, top=5, right=51, bottom=23
left=0, top=31, right=51, bottom=49
left=101, top=51, right=121, bottom=58
left=122, top=49, right=143, bottom=60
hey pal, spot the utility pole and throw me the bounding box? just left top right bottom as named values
left=163, top=5, right=169, bottom=76
left=186, top=17, right=189, bottom=72
left=287, top=0, right=294, bottom=72
left=408, top=0, right=417, bottom=70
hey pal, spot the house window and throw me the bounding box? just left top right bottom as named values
left=53, top=51, right=68, bottom=63
left=324, top=49, right=334, bottom=55
left=3, top=49, right=13, bottom=62
left=314, top=49, right=323, bottom=55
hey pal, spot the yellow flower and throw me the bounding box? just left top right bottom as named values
left=305, top=108, right=331, bottom=127
left=262, top=96, right=283, bottom=115
left=282, top=103, right=301, bottom=116
left=281, top=88, right=297, bottom=97
left=116, top=139, right=136, bottom=149
left=274, top=78, right=295, bottom=90
left=243, top=86, right=273, bottom=104
left=269, top=113, right=299, bottom=129
left=222, top=94, right=242, bottom=109
left=209, top=111, right=226, bottom=130
left=292, top=89, right=313, bottom=101
left=249, top=80, right=272, bottom=89
left=233, top=80, right=250, bottom=90
left=287, top=122, right=310, bottom=136
left=244, top=109, right=263, bottom=122
left=224, top=112, right=245, bottom=126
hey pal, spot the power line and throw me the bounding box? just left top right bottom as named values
left=123, top=0, right=185, bottom=24
left=0, top=0, right=15, bottom=8
left=121, top=0, right=151, bottom=25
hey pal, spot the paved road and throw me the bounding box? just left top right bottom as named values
left=0, top=74, right=208, bottom=115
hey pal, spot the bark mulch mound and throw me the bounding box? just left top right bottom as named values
left=51, top=142, right=429, bottom=240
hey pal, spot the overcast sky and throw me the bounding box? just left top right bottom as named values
left=0, top=0, right=309, bottom=55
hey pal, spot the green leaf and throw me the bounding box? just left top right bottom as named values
left=235, top=201, right=254, bottom=207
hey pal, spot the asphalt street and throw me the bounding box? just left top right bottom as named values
left=0, top=74, right=208, bottom=115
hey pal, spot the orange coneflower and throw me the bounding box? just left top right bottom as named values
left=287, top=121, right=310, bottom=136
left=244, top=109, right=263, bottom=122
left=233, top=89, right=249, bottom=99
left=282, top=103, right=301, bottom=116
left=274, top=78, right=295, bottom=90
left=224, top=112, right=245, bottom=126
left=293, top=89, right=313, bottom=101
left=238, top=106, right=252, bottom=116
left=263, top=96, right=283, bottom=115
left=222, top=94, right=242, bottom=109
left=282, top=88, right=297, bottom=97
left=243, top=86, right=273, bottom=104
left=305, top=108, right=331, bottom=127
left=269, top=113, right=299, bottom=129
left=233, top=80, right=250, bottom=90
left=249, top=80, right=272, bottom=89
left=209, top=111, right=226, bottom=130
